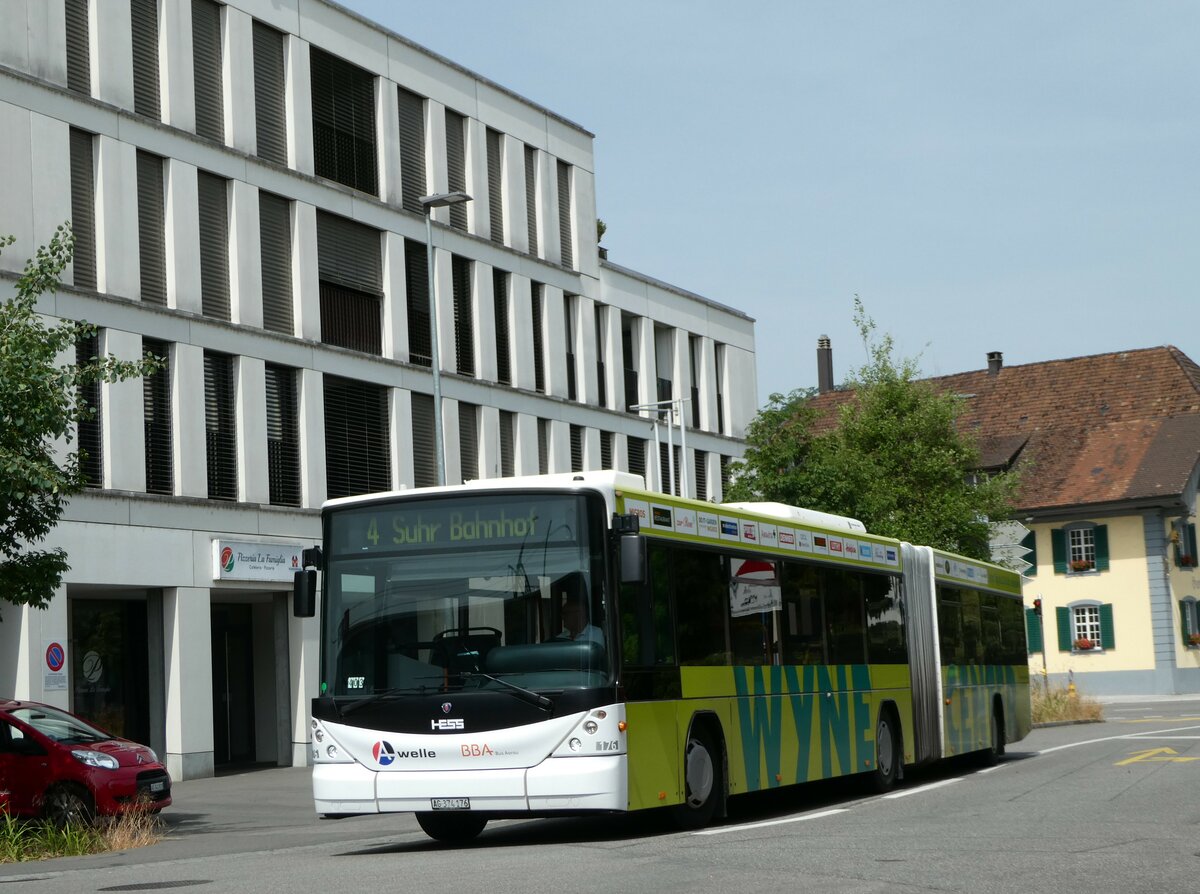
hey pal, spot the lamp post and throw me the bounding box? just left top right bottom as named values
left=419, top=191, right=472, bottom=486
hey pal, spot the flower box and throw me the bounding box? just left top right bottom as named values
left=1188, top=633, right=1200, bottom=647
left=1069, top=559, right=1094, bottom=573
left=1074, top=637, right=1095, bottom=651
left=1179, top=554, right=1196, bottom=568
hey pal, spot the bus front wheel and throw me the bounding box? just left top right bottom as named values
left=673, top=725, right=721, bottom=829
left=416, top=811, right=488, bottom=843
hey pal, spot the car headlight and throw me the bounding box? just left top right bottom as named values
left=71, top=749, right=119, bottom=770
left=146, top=748, right=159, bottom=763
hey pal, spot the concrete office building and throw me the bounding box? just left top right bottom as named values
left=0, top=0, right=757, bottom=779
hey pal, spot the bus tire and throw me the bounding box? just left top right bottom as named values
left=416, top=811, right=488, bottom=843
left=978, top=701, right=1005, bottom=767
left=869, top=707, right=900, bottom=794
left=673, top=724, right=721, bottom=830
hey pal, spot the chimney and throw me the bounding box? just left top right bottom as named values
left=987, top=351, right=1003, bottom=376
left=817, top=336, right=834, bottom=394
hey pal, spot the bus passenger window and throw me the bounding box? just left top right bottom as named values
left=781, top=562, right=824, bottom=665
left=620, top=542, right=675, bottom=667
left=865, top=574, right=907, bottom=664
left=677, top=548, right=729, bottom=666
left=824, top=569, right=866, bottom=665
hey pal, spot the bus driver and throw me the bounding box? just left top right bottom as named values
left=554, top=572, right=604, bottom=646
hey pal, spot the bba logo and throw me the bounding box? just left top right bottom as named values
left=220, top=546, right=235, bottom=573
left=372, top=740, right=396, bottom=766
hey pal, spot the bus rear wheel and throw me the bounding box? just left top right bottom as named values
left=978, top=704, right=1005, bottom=767
left=869, top=709, right=900, bottom=793
left=673, top=725, right=721, bottom=830
left=416, top=811, right=488, bottom=843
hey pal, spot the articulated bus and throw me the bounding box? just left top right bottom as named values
left=295, top=471, right=1029, bottom=841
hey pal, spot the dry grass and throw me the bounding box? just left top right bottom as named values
left=1031, top=677, right=1105, bottom=724
left=97, top=807, right=166, bottom=852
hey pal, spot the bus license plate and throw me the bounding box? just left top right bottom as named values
left=430, top=798, right=470, bottom=811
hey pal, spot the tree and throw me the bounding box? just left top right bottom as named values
left=0, top=226, right=160, bottom=620
left=728, top=298, right=1019, bottom=560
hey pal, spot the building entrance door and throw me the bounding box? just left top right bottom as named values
left=70, top=598, right=150, bottom=745
left=211, top=603, right=256, bottom=766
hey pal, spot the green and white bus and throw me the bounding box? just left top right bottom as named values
left=296, top=471, right=1029, bottom=842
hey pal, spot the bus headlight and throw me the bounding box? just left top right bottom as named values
left=583, top=721, right=598, bottom=735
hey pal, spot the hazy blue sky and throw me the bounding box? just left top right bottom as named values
left=344, top=1, right=1199, bottom=405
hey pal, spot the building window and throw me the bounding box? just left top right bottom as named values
left=595, top=304, right=607, bottom=408
left=1052, top=523, right=1109, bottom=574
left=524, top=145, right=538, bottom=255
left=65, top=0, right=90, bottom=96
left=142, top=338, right=172, bottom=495
left=537, top=418, right=549, bottom=475
left=622, top=313, right=639, bottom=413
left=397, top=87, right=426, bottom=214
left=323, top=375, right=389, bottom=499
left=69, top=128, right=96, bottom=291
left=720, top=454, right=731, bottom=500
left=660, top=443, right=681, bottom=496
left=486, top=128, right=503, bottom=244
left=570, top=424, right=583, bottom=472
left=714, top=342, right=726, bottom=435
left=531, top=282, right=545, bottom=393
left=493, top=269, right=511, bottom=385
left=556, top=160, right=572, bottom=268
left=192, top=0, right=224, bottom=142
left=452, top=256, right=474, bottom=376
left=203, top=351, right=237, bottom=501
left=689, top=335, right=702, bottom=428
left=310, top=48, right=377, bottom=195
left=628, top=437, right=646, bottom=479
left=76, top=332, right=102, bottom=488
left=1056, top=602, right=1114, bottom=652
left=695, top=449, right=708, bottom=501
left=410, top=392, right=436, bottom=488
left=600, top=431, right=613, bottom=470
left=265, top=363, right=300, bottom=507
left=136, top=150, right=166, bottom=305
left=131, top=0, right=160, bottom=120
left=197, top=171, right=230, bottom=320
left=317, top=212, right=382, bottom=354
left=445, top=109, right=467, bottom=231
left=499, top=410, right=515, bottom=478
left=1181, top=597, right=1200, bottom=647
left=252, top=20, right=287, bottom=164
left=564, top=294, right=577, bottom=401
left=404, top=238, right=430, bottom=366
left=259, top=191, right=293, bottom=334
left=1173, top=521, right=1197, bottom=568
left=459, top=401, right=478, bottom=483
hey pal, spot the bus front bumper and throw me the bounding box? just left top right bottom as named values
left=313, top=754, right=629, bottom=815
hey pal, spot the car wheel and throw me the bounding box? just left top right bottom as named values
left=42, top=784, right=94, bottom=828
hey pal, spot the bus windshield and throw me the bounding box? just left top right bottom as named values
left=321, top=492, right=611, bottom=699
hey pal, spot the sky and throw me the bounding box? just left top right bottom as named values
left=344, top=0, right=1200, bottom=406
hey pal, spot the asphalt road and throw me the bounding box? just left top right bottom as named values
left=4, top=697, right=1200, bottom=894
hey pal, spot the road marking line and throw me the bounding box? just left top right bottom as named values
left=883, top=778, right=961, bottom=799
left=1127, top=735, right=1200, bottom=740
left=1039, top=724, right=1200, bottom=754
left=1120, top=717, right=1200, bottom=723
left=975, top=765, right=1003, bottom=774
left=694, top=808, right=850, bottom=835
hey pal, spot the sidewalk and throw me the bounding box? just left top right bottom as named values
left=0, top=766, right=411, bottom=876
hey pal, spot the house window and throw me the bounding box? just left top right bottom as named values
left=1051, top=523, right=1109, bottom=574
left=259, top=191, right=293, bottom=334
left=69, top=128, right=96, bottom=291
left=404, top=238, right=430, bottom=366
left=197, top=171, right=230, bottom=320
left=600, top=431, right=613, bottom=471
left=76, top=333, right=102, bottom=488
left=459, top=401, right=479, bottom=483
left=486, top=128, right=503, bottom=244
left=695, top=448, right=708, bottom=501
left=493, top=269, right=511, bottom=385
left=192, top=0, right=224, bottom=143
left=1180, top=597, right=1200, bottom=648
left=65, top=0, right=90, bottom=96
left=317, top=211, right=382, bottom=354
left=595, top=304, right=607, bottom=408
left=537, top=418, right=549, bottom=475
left=622, top=312, right=638, bottom=412
left=252, top=20, right=288, bottom=164
left=445, top=109, right=467, bottom=230
left=265, top=363, right=300, bottom=507
left=397, top=87, right=426, bottom=214
left=564, top=294, right=577, bottom=401
left=714, top=342, right=727, bottom=435
left=323, top=375, right=389, bottom=499
left=410, top=392, right=437, bottom=488
left=531, top=282, right=546, bottom=393
left=136, top=150, right=166, bottom=305
left=1056, top=601, right=1113, bottom=651
left=570, top=424, right=583, bottom=472
left=499, top=410, right=515, bottom=478
left=524, top=145, right=538, bottom=255
left=452, top=256, right=474, bottom=376
left=310, top=48, right=377, bottom=195
left=556, top=159, right=572, bottom=268
left=628, top=437, right=646, bottom=479
left=203, top=351, right=237, bottom=501
left=142, top=338, right=172, bottom=495
left=131, top=0, right=160, bottom=120
left=1173, top=521, right=1198, bottom=569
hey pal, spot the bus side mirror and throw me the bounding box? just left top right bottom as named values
left=619, top=533, right=646, bottom=584
left=294, top=569, right=317, bottom=618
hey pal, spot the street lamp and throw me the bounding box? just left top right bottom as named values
left=419, top=191, right=472, bottom=486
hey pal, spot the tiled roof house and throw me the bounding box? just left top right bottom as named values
left=811, top=345, right=1200, bottom=695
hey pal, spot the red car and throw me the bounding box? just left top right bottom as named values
left=0, top=699, right=171, bottom=825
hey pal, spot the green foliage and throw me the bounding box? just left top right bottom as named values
left=0, top=226, right=160, bottom=620
left=0, top=811, right=103, bottom=862
left=729, top=297, right=1019, bottom=560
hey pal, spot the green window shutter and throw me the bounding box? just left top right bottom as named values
left=1188, top=524, right=1198, bottom=567
left=1181, top=601, right=1191, bottom=645
left=1051, top=528, right=1067, bottom=574
left=1025, top=607, right=1043, bottom=653
left=1093, top=525, right=1110, bottom=571
left=1099, top=603, right=1115, bottom=650
left=1055, top=606, right=1072, bottom=651
left=1021, top=530, right=1037, bottom=577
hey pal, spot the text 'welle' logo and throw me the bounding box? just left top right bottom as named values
left=220, top=546, right=235, bottom=573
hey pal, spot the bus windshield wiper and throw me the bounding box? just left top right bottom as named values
left=460, top=671, right=553, bottom=712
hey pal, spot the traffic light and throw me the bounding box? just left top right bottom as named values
left=1033, top=598, right=1042, bottom=617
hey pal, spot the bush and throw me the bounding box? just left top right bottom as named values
left=0, top=806, right=163, bottom=863
left=1031, top=677, right=1104, bottom=724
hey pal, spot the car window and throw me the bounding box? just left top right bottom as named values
left=0, top=719, right=27, bottom=750
left=8, top=706, right=107, bottom=744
